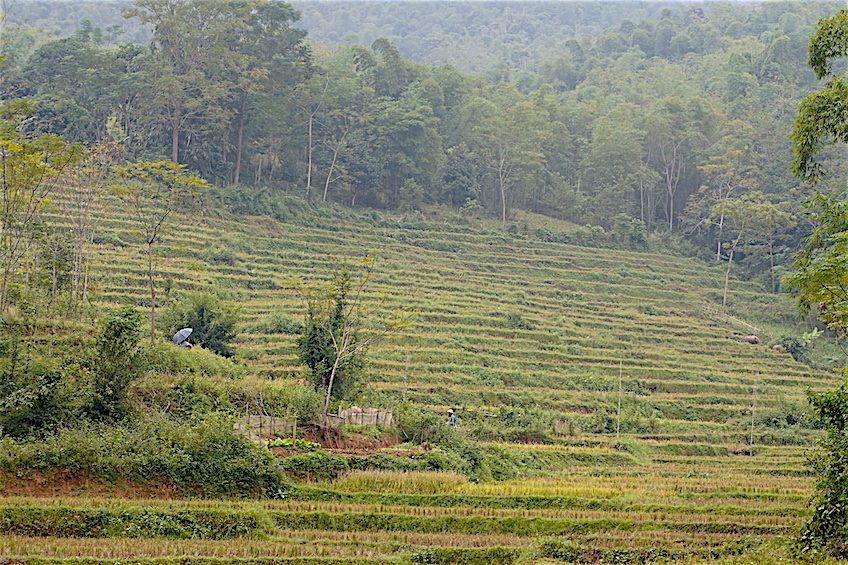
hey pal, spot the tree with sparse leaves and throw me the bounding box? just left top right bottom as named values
left=109, top=160, right=207, bottom=345
left=294, top=255, right=408, bottom=428
left=0, top=101, right=82, bottom=313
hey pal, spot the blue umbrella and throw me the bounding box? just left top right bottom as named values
left=172, top=328, right=193, bottom=345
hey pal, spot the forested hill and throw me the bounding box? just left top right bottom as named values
left=2, top=0, right=845, bottom=292
left=293, top=1, right=691, bottom=73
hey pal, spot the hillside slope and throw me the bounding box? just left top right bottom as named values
left=72, top=197, right=836, bottom=448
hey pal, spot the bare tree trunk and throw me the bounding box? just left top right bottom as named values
left=723, top=246, right=734, bottom=308
left=233, top=92, right=248, bottom=186
left=147, top=243, right=156, bottom=345
left=171, top=100, right=182, bottom=163
left=769, top=237, right=776, bottom=293
left=306, top=115, right=314, bottom=196
left=323, top=144, right=340, bottom=202
left=323, top=129, right=349, bottom=202
left=322, top=356, right=341, bottom=428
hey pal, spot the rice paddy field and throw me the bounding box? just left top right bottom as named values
left=7, top=197, right=843, bottom=564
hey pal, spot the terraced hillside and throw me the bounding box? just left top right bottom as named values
left=69, top=197, right=836, bottom=447
left=4, top=196, right=834, bottom=565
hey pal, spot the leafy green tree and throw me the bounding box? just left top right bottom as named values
left=798, top=380, right=848, bottom=558
left=643, top=96, right=716, bottom=232
left=124, top=0, right=253, bottom=164
left=19, top=36, right=146, bottom=144
left=579, top=103, right=647, bottom=225
left=683, top=120, right=758, bottom=260
left=92, top=305, right=144, bottom=421
left=298, top=275, right=362, bottom=405
left=369, top=37, right=417, bottom=99
left=366, top=86, right=443, bottom=210
left=160, top=291, right=240, bottom=357
left=228, top=0, right=308, bottom=186
left=786, top=10, right=848, bottom=334
left=785, top=192, right=848, bottom=334
left=712, top=191, right=783, bottom=307
left=788, top=14, right=848, bottom=556
left=458, top=88, right=547, bottom=227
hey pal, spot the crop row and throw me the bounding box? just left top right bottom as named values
left=0, top=502, right=793, bottom=540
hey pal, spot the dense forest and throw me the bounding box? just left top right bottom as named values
left=2, top=0, right=845, bottom=289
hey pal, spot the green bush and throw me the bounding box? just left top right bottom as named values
left=798, top=377, right=848, bottom=558
left=160, top=291, right=240, bottom=357
left=135, top=374, right=321, bottom=423
left=277, top=450, right=349, bottom=481
left=141, top=341, right=246, bottom=379
left=393, top=401, right=454, bottom=445
left=0, top=414, right=289, bottom=498
left=249, top=310, right=303, bottom=335
left=91, top=306, right=145, bottom=422
left=0, top=320, right=92, bottom=437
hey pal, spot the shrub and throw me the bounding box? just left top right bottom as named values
left=798, top=377, right=848, bottom=558
left=141, top=341, right=246, bottom=379
left=0, top=414, right=289, bottom=498
left=250, top=310, right=303, bottom=335
left=393, top=401, right=454, bottom=445
left=91, top=306, right=145, bottom=422
left=160, top=291, right=240, bottom=357
left=277, top=450, right=349, bottom=481
left=503, top=312, right=534, bottom=330
left=0, top=337, right=78, bottom=437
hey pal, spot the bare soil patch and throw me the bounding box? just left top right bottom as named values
left=0, top=469, right=181, bottom=499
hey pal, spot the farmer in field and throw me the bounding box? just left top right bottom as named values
left=447, top=409, right=457, bottom=428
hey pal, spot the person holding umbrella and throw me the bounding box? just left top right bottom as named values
left=173, top=328, right=193, bottom=348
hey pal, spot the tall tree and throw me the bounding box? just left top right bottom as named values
left=229, top=1, right=308, bottom=186
left=645, top=98, right=715, bottom=232
left=57, top=143, right=117, bottom=317
left=124, top=0, right=253, bottom=164
left=713, top=191, right=783, bottom=307
left=459, top=88, right=547, bottom=227
left=789, top=15, right=848, bottom=556
left=109, top=160, right=207, bottom=345
left=685, top=121, right=759, bottom=260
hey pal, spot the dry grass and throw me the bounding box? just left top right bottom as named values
left=328, top=470, right=469, bottom=495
